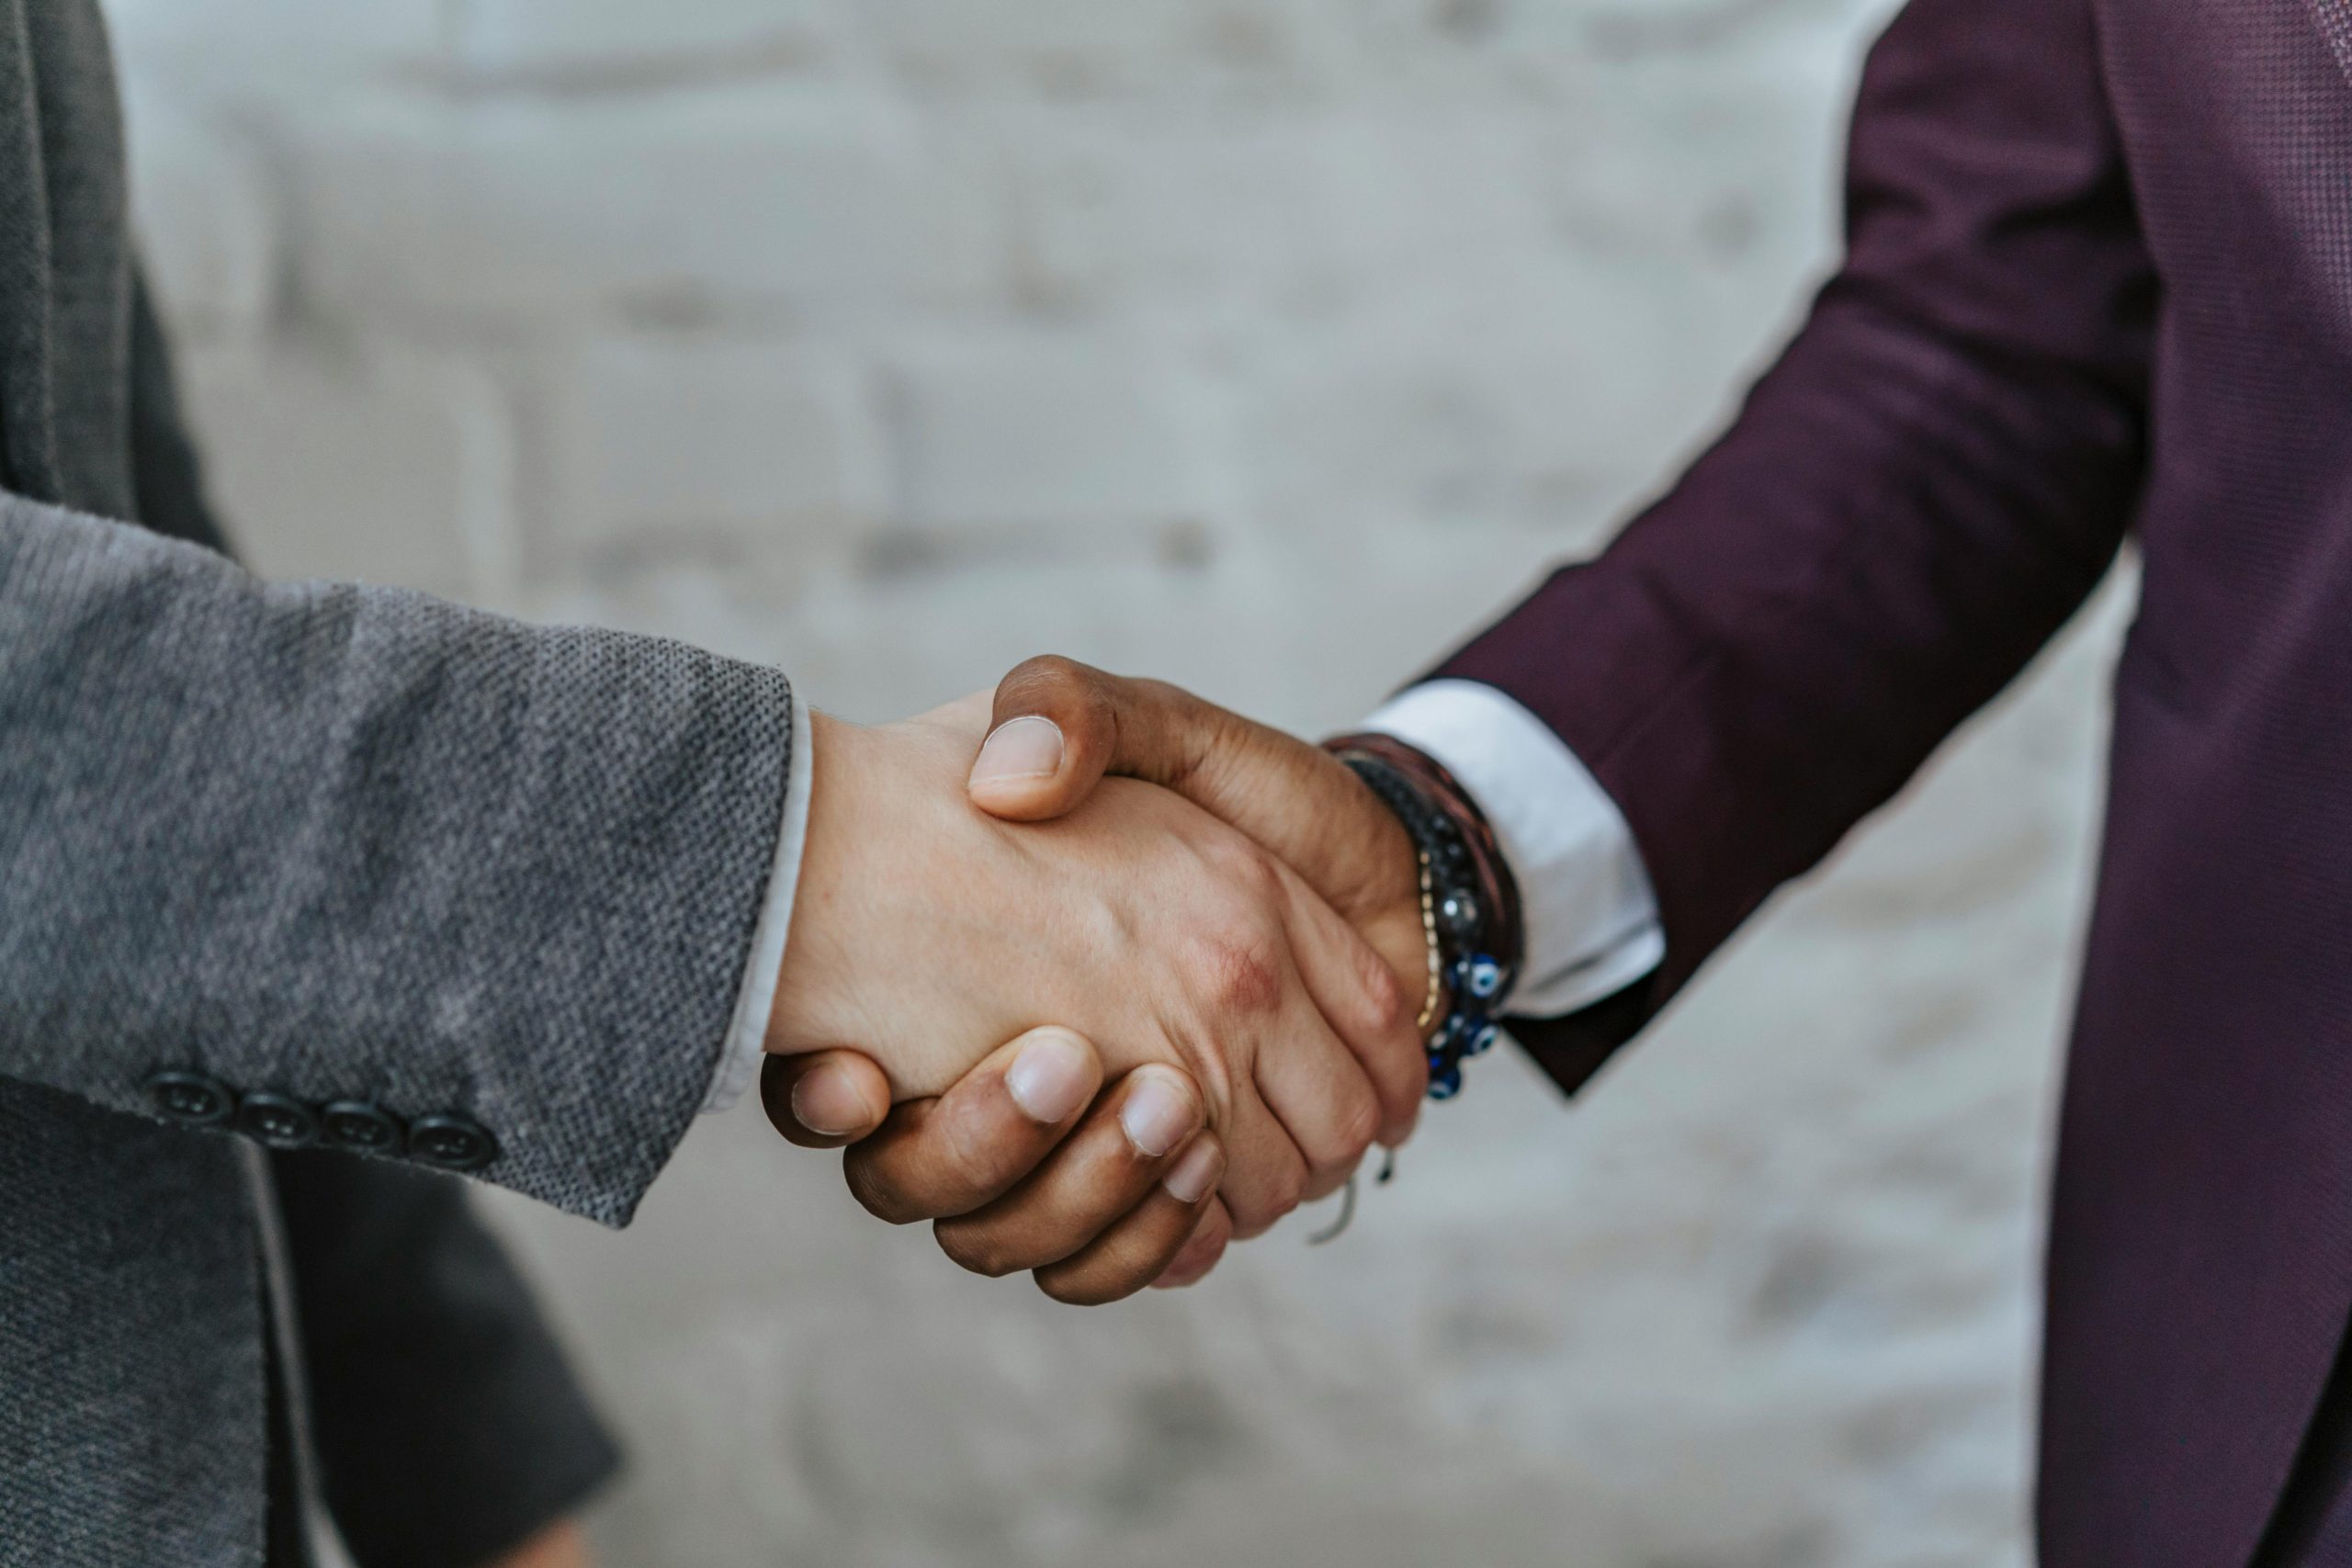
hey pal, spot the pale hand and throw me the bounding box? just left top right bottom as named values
left=765, top=693, right=1422, bottom=1235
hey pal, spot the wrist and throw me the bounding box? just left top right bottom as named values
left=1324, top=732, right=1524, bottom=976
left=1323, top=732, right=1525, bottom=1099
left=762, top=698, right=1047, bottom=1100
left=1340, top=767, right=1449, bottom=1020
left=765, top=711, right=872, bottom=1060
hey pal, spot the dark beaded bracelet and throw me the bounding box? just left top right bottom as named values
left=1329, top=748, right=1521, bottom=1100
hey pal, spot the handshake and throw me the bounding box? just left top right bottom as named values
left=758, top=657, right=1452, bottom=1303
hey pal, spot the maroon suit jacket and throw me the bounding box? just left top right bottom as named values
left=1438, top=0, right=2352, bottom=1561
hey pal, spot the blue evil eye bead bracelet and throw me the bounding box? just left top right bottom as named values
left=1329, top=747, right=1521, bottom=1100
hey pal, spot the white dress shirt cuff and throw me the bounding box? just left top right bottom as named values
left=703, top=690, right=814, bottom=1114
left=1362, top=679, right=1664, bottom=1019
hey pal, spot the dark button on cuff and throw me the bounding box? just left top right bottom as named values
left=236, top=1092, right=320, bottom=1149
left=408, top=1113, right=496, bottom=1172
left=148, top=1069, right=233, bottom=1126
left=322, top=1101, right=403, bottom=1154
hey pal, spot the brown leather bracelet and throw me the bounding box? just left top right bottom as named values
left=1322, top=731, right=1526, bottom=984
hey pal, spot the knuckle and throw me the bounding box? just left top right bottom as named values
left=1073, top=890, right=1134, bottom=962
left=1003, top=653, right=1095, bottom=713
left=1271, top=1161, right=1307, bottom=1216
left=1006, top=651, right=1077, bottom=688
left=924, top=1101, right=1032, bottom=1213
left=938, top=1123, right=1006, bottom=1202
left=1228, top=1164, right=1306, bottom=1238
left=1182, top=929, right=1286, bottom=1021
left=1358, top=954, right=1410, bottom=1040
left=1193, top=831, right=1269, bottom=890
left=1334, top=1083, right=1382, bottom=1161
left=1166, top=1043, right=1236, bottom=1130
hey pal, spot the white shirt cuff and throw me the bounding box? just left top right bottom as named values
left=1362, top=679, right=1664, bottom=1019
left=703, top=689, right=814, bottom=1114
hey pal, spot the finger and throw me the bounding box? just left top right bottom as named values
left=967, top=656, right=1121, bottom=820
left=1250, top=976, right=1381, bottom=1205
left=967, top=656, right=1227, bottom=822
left=1214, top=1077, right=1312, bottom=1240
left=933, top=1066, right=1204, bottom=1279
left=760, top=1050, right=893, bottom=1148
left=842, top=1027, right=1102, bottom=1224
left=1034, top=1134, right=1227, bottom=1305
left=1152, top=1196, right=1235, bottom=1290
left=1272, top=860, right=1427, bottom=1146
left=970, top=658, right=1390, bottom=907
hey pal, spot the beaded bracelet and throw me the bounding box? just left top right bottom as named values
left=1329, top=747, right=1521, bottom=1100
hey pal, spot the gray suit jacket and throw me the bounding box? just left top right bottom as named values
left=0, top=4, right=797, bottom=1562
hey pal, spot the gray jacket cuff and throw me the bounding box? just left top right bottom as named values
left=702, top=691, right=813, bottom=1114
left=0, top=500, right=795, bottom=1225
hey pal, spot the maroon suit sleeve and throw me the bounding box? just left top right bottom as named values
left=1442, top=0, right=2159, bottom=1093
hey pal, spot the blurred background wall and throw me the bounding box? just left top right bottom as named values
left=108, top=0, right=2136, bottom=1562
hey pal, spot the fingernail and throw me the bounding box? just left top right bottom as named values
left=789, top=1064, right=870, bottom=1137
left=1120, top=1069, right=1198, bottom=1157
left=969, top=716, right=1064, bottom=784
left=1004, top=1031, right=1091, bottom=1123
left=1162, top=1138, right=1222, bottom=1204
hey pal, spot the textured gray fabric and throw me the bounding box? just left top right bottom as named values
left=0, top=501, right=795, bottom=1221
left=0, top=1083, right=266, bottom=1563
left=0, top=2, right=795, bottom=1562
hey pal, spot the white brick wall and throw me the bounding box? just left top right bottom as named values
left=885, top=328, right=1210, bottom=536
left=176, top=338, right=517, bottom=599
left=453, top=0, right=835, bottom=80
left=533, top=333, right=888, bottom=572
left=111, top=1, right=2122, bottom=1562
left=282, top=85, right=978, bottom=331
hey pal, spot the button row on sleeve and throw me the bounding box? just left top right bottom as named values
left=144, top=1070, right=498, bottom=1171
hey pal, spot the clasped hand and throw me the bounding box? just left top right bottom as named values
left=762, top=662, right=1432, bottom=1302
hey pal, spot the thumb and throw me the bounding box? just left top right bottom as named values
left=965, top=657, right=1409, bottom=933
left=760, top=1050, right=894, bottom=1148
left=967, top=655, right=1217, bottom=822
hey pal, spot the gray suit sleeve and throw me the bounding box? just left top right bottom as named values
left=0, top=498, right=793, bottom=1224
